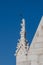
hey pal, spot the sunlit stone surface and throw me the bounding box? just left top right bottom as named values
left=28, top=16, right=43, bottom=65
left=15, top=16, right=43, bottom=65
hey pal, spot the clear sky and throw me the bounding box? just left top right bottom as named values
left=0, top=0, right=43, bottom=65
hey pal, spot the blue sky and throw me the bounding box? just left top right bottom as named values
left=0, top=0, right=43, bottom=65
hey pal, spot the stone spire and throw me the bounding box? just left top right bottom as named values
left=15, top=18, right=29, bottom=56
left=20, top=19, right=25, bottom=38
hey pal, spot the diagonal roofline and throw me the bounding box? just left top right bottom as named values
left=30, top=16, right=43, bottom=47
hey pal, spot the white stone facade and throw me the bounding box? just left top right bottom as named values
left=15, top=16, right=43, bottom=65
left=28, top=16, right=43, bottom=65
